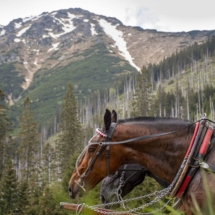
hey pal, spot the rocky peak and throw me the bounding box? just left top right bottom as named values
left=1, top=7, right=215, bottom=104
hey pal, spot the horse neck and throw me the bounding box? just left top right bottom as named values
left=114, top=121, right=193, bottom=183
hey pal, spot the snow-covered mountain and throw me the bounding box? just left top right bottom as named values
left=0, top=7, right=215, bottom=105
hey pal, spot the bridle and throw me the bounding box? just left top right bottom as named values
left=74, top=120, right=198, bottom=191
left=75, top=123, right=117, bottom=190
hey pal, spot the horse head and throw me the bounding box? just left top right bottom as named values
left=68, top=109, right=125, bottom=199
left=100, top=164, right=146, bottom=208
left=100, top=164, right=170, bottom=208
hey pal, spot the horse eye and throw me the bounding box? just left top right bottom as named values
left=88, top=147, right=96, bottom=152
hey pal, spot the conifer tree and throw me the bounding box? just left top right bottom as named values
left=18, top=97, right=40, bottom=182
left=56, top=83, right=83, bottom=173
left=0, top=160, right=18, bottom=215
left=131, top=66, right=152, bottom=117
left=38, top=186, right=67, bottom=215
left=25, top=185, right=42, bottom=215
left=16, top=180, right=30, bottom=215
left=0, top=89, right=12, bottom=178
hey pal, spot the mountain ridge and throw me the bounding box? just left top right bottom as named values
left=1, top=8, right=214, bottom=95
left=1, top=7, right=215, bottom=125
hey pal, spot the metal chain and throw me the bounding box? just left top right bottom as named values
left=79, top=187, right=169, bottom=215
left=95, top=187, right=169, bottom=208
left=83, top=194, right=167, bottom=214
left=78, top=163, right=184, bottom=215
left=117, top=170, right=126, bottom=209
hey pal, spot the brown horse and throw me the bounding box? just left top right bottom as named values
left=69, top=109, right=215, bottom=214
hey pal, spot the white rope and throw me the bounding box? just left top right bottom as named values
left=96, top=128, right=107, bottom=137
left=75, top=133, right=101, bottom=177
left=75, top=145, right=89, bottom=177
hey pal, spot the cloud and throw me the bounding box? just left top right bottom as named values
left=0, top=0, right=215, bottom=32
left=136, top=7, right=160, bottom=29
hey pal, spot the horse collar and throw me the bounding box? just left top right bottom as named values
left=171, top=119, right=214, bottom=199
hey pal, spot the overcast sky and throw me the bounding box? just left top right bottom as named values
left=1, top=0, right=215, bottom=32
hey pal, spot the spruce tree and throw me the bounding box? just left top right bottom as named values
left=38, top=186, right=67, bottom=215
left=56, top=83, right=83, bottom=173
left=25, top=185, right=42, bottom=215
left=0, top=89, right=12, bottom=178
left=131, top=66, right=152, bottom=117
left=16, top=180, right=30, bottom=215
left=0, top=160, right=18, bottom=215
left=18, top=97, right=40, bottom=182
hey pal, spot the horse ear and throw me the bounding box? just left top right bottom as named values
left=111, top=110, right=117, bottom=123
left=104, top=109, right=111, bottom=131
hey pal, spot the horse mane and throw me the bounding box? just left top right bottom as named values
left=117, top=116, right=192, bottom=124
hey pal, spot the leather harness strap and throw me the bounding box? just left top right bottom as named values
left=80, top=144, right=106, bottom=183
left=105, top=123, right=117, bottom=176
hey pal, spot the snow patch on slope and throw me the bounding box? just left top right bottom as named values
left=67, top=12, right=76, bottom=19
left=22, top=16, right=34, bottom=23
left=15, top=22, right=22, bottom=29
left=47, top=16, right=76, bottom=38
left=14, top=38, right=21, bottom=43
left=0, top=29, right=5, bottom=36
left=90, top=23, right=97, bottom=36
left=98, top=18, right=140, bottom=71
left=17, top=25, right=31, bottom=37
left=22, top=13, right=48, bottom=23
left=48, top=42, right=60, bottom=52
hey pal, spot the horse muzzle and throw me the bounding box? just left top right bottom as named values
left=100, top=192, right=120, bottom=209
left=68, top=182, right=80, bottom=199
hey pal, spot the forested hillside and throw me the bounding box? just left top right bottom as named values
left=1, top=34, right=215, bottom=215
left=1, top=8, right=215, bottom=132
left=82, top=35, right=215, bottom=126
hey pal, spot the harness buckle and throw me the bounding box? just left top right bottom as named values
left=200, top=161, right=209, bottom=169
left=200, top=113, right=207, bottom=120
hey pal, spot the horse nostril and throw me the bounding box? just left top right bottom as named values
left=100, top=195, right=104, bottom=203
left=100, top=195, right=106, bottom=204
left=68, top=186, right=74, bottom=199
